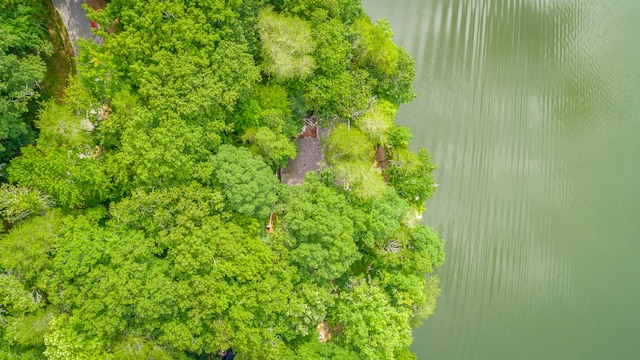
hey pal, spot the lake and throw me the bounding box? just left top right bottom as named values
left=363, top=0, right=640, bottom=358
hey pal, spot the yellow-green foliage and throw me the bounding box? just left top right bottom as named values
left=0, top=184, right=53, bottom=224
left=353, top=17, right=399, bottom=75
left=357, top=99, right=398, bottom=146
left=258, top=9, right=315, bottom=81
left=324, top=124, right=375, bottom=165
left=0, top=1, right=443, bottom=359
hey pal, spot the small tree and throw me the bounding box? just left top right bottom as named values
left=258, top=9, right=315, bottom=81
left=211, top=144, right=279, bottom=219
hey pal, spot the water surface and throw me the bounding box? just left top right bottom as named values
left=363, top=0, right=640, bottom=358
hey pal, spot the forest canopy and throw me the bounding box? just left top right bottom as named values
left=0, top=0, right=444, bottom=359
left=0, top=0, right=51, bottom=163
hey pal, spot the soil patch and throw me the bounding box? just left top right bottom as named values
left=86, top=0, right=108, bottom=10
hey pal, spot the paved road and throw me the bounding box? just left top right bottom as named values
left=51, top=0, right=96, bottom=56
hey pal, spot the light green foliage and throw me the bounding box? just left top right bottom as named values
left=0, top=0, right=51, bottom=162
left=105, top=111, right=211, bottom=192
left=357, top=99, right=398, bottom=146
left=7, top=145, right=110, bottom=209
left=0, top=209, right=63, bottom=290
left=43, top=315, right=112, bottom=360
left=375, top=223, right=444, bottom=276
left=0, top=274, right=49, bottom=357
left=0, top=274, right=41, bottom=316
left=351, top=187, right=409, bottom=249
left=82, top=0, right=259, bottom=122
left=323, top=124, right=385, bottom=197
left=324, top=124, right=375, bottom=165
left=280, top=173, right=360, bottom=282
left=375, top=47, right=417, bottom=104
left=334, top=280, right=413, bottom=359
left=45, top=205, right=297, bottom=358
left=134, top=41, right=259, bottom=121
left=254, top=84, right=300, bottom=136
left=4, top=310, right=53, bottom=349
left=241, top=85, right=298, bottom=166
left=385, top=148, right=437, bottom=207
left=332, top=160, right=386, bottom=199
left=410, top=276, right=441, bottom=327
left=285, top=339, right=363, bottom=360
left=109, top=183, right=224, bottom=236
left=0, top=1, right=443, bottom=358
left=353, top=17, right=399, bottom=76
left=408, top=224, right=445, bottom=272
left=211, top=144, right=279, bottom=219
left=0, top=209, right=63, bottom=359
left=255, top=84, right=293, bottom=122
left=35, top=101, right=93, bottom=149
left=258, top=9, right=315, bottom=81
left=283, top=0, right=363, bottom=24
left=351, top=17, right=416, bottom=104
left=0, top=184, right=53, bottom=224
left=242, top=126, right=297, bottom=168
left=111, top=336, right=189, bottom=360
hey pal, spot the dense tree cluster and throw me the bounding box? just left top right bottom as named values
left=0, top=0, right=52, bottom=163
left=0, top=0, right=444, bottom=359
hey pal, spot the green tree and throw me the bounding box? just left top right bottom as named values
left=7, top=145, right=110, bottom=209
left=357, top=99, right=397, bottom=146
left=283, top=0, right=364, bottom=24
left=280, top=173, right=361, bottom=282
left=310, top=19, right=351, bottom=76
left=211, top=144, right=279, bottom=219
left=374, top=47, right=416, bottom=104
left=352, top=17, right=399, bottom=76
left=0, top=1, right=444, bottom=358
left=303, top=69, right=374, bottom=120
left=324, top=124, right=374, bottom=165
left=0, top=184, right=53, bottom=225
left=104, top=111, right=213, bottom=194
left=242, top=126, right=297, bottom=168
left=258, top=8, right=315, bottom=81
left=333, top=280, right=413, bottom=359
left=385, top=148, right=437, bottom=207
left=0, top=0, right=51, bottom=162
left=0, top=273, right=49, bottom=358
left=350, top=187, right=409, bottom=250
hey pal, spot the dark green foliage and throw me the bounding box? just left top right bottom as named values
left=0, top=1, right=444, bottom=359
left=0, top=0, right=51, bottom=162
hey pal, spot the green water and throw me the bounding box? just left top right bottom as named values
left=363, top=0, right=640, bottom=358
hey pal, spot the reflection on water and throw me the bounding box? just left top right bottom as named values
left=364, top=0, right=640, bottom=358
